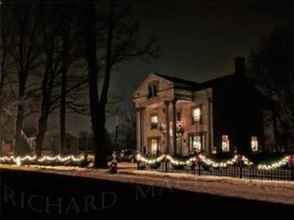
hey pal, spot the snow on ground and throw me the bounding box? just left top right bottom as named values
left=1, top=163, right=294, bottom=205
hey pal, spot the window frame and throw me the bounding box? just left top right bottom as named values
left=221, top=135, right=230, bottom=152
left=188, top=133, right=205, bottom=153
left=147, top=81, right=159, bottom=99
left=150, top=114, right=159, bottom=129
left=251, top=136, right=259, bottom=152
left=192, top=105, right=202, bottom=124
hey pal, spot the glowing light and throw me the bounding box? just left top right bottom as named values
left=16, top=157, right=22, bottom=166
left=136, top=153, right=253, bottom=168
left=192, top=107, right=201, bottom=122
left=0, top=154, right=86, bottom=166
left=221, top=135, right=230, bottom=152
left=257, top=156, right=289, bottom=170
left=151, top=139, right=159, bottom=154
left=251, top=136, right=258, bottom=152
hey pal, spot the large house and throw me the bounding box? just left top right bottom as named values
left=133, top=57, right=273, bottom=156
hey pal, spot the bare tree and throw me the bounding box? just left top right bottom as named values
left=249, top=25, right=294, bottom=151
left=82, top=0, right=158, bottom=167
left=6, top=0, right=43, bottom=155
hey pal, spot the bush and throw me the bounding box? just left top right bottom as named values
left=172, top=164, right=185, bottom=170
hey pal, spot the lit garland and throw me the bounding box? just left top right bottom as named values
left=136, top=153, right=253, bottom=168
left=198, top=154, right=234, bottom=168
left=0, top=154, right=86, bottom=166
left=166, top=155, right=186, bottom=166
left=198, top=154, right=253, bottom=168
left=136, top=154, right=166, bottom=165
left=257, top=156, right=290, bottom=170
left=240, top=155, right=254, bottom=166
left=136, top=154, right=198, bottom=167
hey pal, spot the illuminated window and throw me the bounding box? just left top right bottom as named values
left=151, top=114, right=159, bottom=129
left=192, top=107, right=201, bottom=123
left=222, top=135, right=230, bottom=152
left=151, top=139, right=159, bottom=154
left=193, top=136, right=202, bottom=152
left=189, top=135, right=202, bottom=153
left=251, top=136, right=258, bottom=152
left=211, top=147, right=217, bottom=154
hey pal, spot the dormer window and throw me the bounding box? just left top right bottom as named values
left=148, top=81, right=159, bottom=98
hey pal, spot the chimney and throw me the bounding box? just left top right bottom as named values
left=234, top=57, right=246, bottom=75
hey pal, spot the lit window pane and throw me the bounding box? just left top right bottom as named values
left=151, top=139, right=158, bottom=154
left=222, top=135, right=230, bottom=152
left=251, top=136, right=258, bottom=152
left=151, top=115, right=159, bottom=129
left=193, top=108, right=201, bottom=122
left=151, top=115, right=159, bottom=123
left=193, top=136, right=201, bottom=152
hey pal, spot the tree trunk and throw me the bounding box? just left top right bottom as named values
left=60, top=70, right=67, bottom=155
left=272, top=110, right=279, bottom=151
left=15, top=80, right=26, bottom=156
left=60, top=28, right=69, bottom=155
left=35, top=115, right=48, bottom=156
left=85, top=0, right=108, bottom=167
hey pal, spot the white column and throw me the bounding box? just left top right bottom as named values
left=172, top=100, right=177, bottom=155
left=165, top=101, right=170, bottom=154
left=140, top=108, right=145, bottom=153
left=208, top=95, right=213, bottom=154
left=136, top=109, right=141, bottom=152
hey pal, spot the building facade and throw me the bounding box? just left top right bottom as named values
left=133, top=58, right=271, bottom=156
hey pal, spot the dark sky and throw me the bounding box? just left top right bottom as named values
left=69, top=0, right=292, bottom=135
left=112, top=0, right=291, bottom=102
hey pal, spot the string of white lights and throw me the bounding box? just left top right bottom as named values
left=0, top=154, right=86, bottom=166
left=136, top=154, right=166, bottom=165
left=257, top=156, right=290, bottom=170
left=136, top=153, right=254, bottom=168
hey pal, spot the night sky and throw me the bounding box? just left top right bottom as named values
left=113, top=0, right=291, bottom=100
left=69, top=0, right=292, bottom=135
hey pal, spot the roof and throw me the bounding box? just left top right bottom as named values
left=155, top=73, right=235, bottom=91
left=199, top=74, right=234, bottom=89
left=154, top=73, right=199, bottom=89
left=155, top=73, right=273, bottom=108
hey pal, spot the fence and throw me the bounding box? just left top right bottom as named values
left=136, top=154, right=294, bottom=182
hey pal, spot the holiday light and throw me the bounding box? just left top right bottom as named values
left=257, top=156, right=290, bottom=170
left=242, top=155, right=254, bottom=166
left=198, top=154, right=253, bottom=167
left=15, top=157, right=22, bottom=166
left=136, top=153, right=253, bottom=168
left=136, top=154, right=166, bottom=165
left=166, top=155, right=187, bottom=166
left=0, top=154, right=86, bottom=166
left=136, top=153, right=199, bottom=167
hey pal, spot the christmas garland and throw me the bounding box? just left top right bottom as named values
left=0, top=154, right=87, bottom=166
left=136, top=153, right=293, bottom=170
left=257, top=156, right=290, bottom=170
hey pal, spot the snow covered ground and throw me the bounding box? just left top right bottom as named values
left=1, top=163, right=294, bottom=205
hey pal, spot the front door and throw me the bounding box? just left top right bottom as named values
left=148, top=137, right=161, bottom=156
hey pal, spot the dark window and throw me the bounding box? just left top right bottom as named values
left=147, top=82, right=158, bottom=98
left=177, top=111, right=181, bottom=121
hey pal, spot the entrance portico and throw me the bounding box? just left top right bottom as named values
left=133, top=73, right=213, bottom=156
